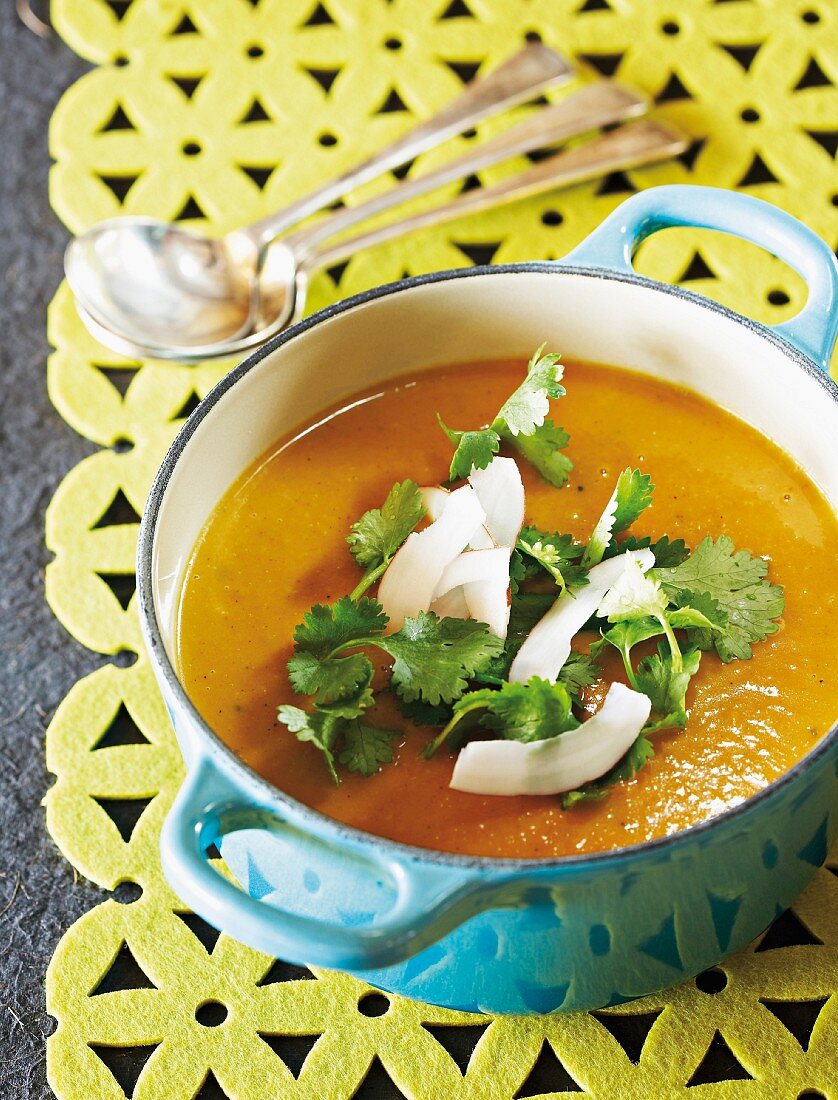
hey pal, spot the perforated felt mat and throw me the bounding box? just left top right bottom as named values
left=44, top=1, right=838, bottom=1096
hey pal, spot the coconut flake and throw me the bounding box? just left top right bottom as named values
left=430, top=587, right=470, bottom=620
left=467, top=457, right=525, bottom=548
left=421, top=484, right=493, bottom=549
left=450, top=682, right=652, bottom=796
left=508, top=548, right=655, bottom=684
left=433, top=547, right=512, bottom=639
left=378, top=484, right=486, bottom=632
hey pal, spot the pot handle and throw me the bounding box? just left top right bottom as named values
left=161, top=758, right=480, bottom=971
left=562, top=184, right=838, bottom=372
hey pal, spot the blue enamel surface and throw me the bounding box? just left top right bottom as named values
left=563, top=185, right=838, bottom=372
left=152, top=187, right=838, bottom=1014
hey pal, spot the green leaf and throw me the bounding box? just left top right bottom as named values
left=597, top=558, right=669, bottom=623
left=557, top=651, right=601, bottom=702
left=655, top=536, right=785, bottom=661
left=287, top=651, right=373, bottom=705
left=346, top=480, right=425, bottom=569
left=479, top=677, right=578, bottom=743
left=516, top=526, right=587, bottom=590
left=635, top=643, right=702, bottom=730
left=594, top=617, right=664, bottom=683
left=437, top=345, right=567, bottom=482
left=503, top=419, right=573, bottom=488
left=438, top=415, right=501, bottom=481
left=277, top=705, right=341, bottom=784
left=584, top=469, right=655, bottom=569
left=381, top=612, right=504, bottom=705
left=423, top=677, right=577, bottom=757
left=338, top=721, right=400, bottom=777
left=561, top=735, right=654, bottom=807
left=613, top=469, right=655, bottom=534
left=395, top=696, right=454, bottom=727
left=494, top=345, right=565, bottom=437
left=292, top=596, right=387, bottom=658
left=605, top=533, right=689, bottom=568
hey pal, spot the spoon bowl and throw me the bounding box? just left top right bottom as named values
left=65, top=219, right=261, bottom=351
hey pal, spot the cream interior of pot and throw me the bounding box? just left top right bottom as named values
left=151, top=269, right=838, bottom=663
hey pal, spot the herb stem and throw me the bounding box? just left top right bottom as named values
left=658, top=613, right=683, bottom=673
left=349, top=560, right=390, bottom=601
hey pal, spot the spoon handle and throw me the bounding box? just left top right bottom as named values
left=283, top=82, right=647, bottom=261
left=241, top=43, right=573, bottom=251
left=298, top=121, right=689, bottom=277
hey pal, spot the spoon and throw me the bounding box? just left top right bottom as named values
left=76, top=119, right=687, bottom=362
left=65, top=43, right=573, bottom=356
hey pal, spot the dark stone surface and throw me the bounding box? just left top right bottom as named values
left=0, top=8, right=100, bottom=1097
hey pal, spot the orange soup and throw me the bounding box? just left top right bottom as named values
left=177, top=359, right=838, bottom=859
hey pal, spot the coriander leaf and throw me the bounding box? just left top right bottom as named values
left=613, top=469, right=654, bottom=533
left=480, top=677, right=578, bottom=743
left=556, top=651, right=600, bottom=702
left=593, top=617, right=663, bottom=684
left=502, top=418, right=573, bottom=488
left=346, top=480, right=424, bottom=569
left=583, top=469, right=655, bottom=569
left=381, top=612, right=503, bottom=705
left=423, top=676, right=577, bottom=757
left=293, top=596, right=387, bottom=658
left=560, top=735, right=654, bottom=808
left=655, top=536, right=785, bottom=661
left=494, top=345, right=565, bottom=437
left=597, top=559, right=669, bottom=622
left=596, top=557, right=683, bottom=671
left=287, top=651, right=373, bottom=705
left=636, top=643, right=702, bottom=730
left=604, top=533, right=689, bottom=568
left=516, top=526, right=587, bottom=590
left=277, top=705, right=341, bottom=784
left=437, top=345, right=567, bottom=482
left=314, top=684, right=375, bottom=720
left=338, top=721, right=400, bottom=777
left=516, top=536, right=568, bottom=589
left=670, top=589, right=727, bottom=651
left=509, top=548, right=538, bottom=596
left=438, top=415, right=501, bottom=480
left=396, top=696, right=454, bottom=727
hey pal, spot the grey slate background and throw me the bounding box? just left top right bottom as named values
left=0, top=8, right=97, bottom=1097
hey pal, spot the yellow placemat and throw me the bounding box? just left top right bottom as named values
left=44, top=1, right=837, bottom=1097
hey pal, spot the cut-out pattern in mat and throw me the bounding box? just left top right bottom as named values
left=45, top=1, right=837, bottom=1096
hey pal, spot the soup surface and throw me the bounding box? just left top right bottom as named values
left=178, top=359, right=838, bottom=858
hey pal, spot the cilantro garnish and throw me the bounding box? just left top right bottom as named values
left=339, top=721, right=401, bottom=777
left=347, top=480, right=425, bottom=598
left=583, top=469, right=654, bottom=569
left=515, top=525, right=587, bottom=592
left=604, top=533, right=689, bottom=569
left=382, top=612, right=503, bottom=704
left=277, top=346, right=786, bottom=808
left=506, top=419, right=573, bottom=488
left=423, top=677, right=578, bottom=758
left=654, top=535, right=784, bottom=661
left=283, top=597, right=502, bottom=780
left=438, top=345, right=571, bottom=485
left=636, top=644, right=702, bottom=731
left=277, top=706, right=342, bottom=785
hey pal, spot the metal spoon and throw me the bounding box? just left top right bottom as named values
left=64, top=43, right=573, bottom=356
left=77, top=119, right=687, bottom=362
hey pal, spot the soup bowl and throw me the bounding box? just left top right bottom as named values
left=139, top=185, right=838, bottom=1014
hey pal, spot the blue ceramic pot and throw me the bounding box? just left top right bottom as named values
left=139, top=186, right=838, bottom=1014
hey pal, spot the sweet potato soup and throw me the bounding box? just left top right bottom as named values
left=177, top=358, right=838, bottom=859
